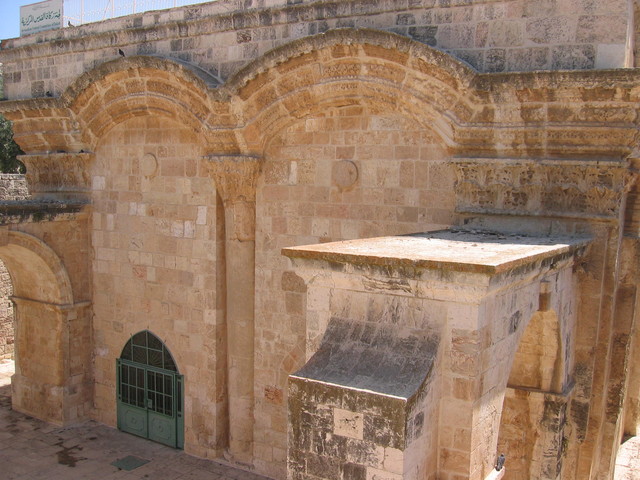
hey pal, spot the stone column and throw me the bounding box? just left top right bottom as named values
left=11, top=297, right=92, bottom=425
left=206, top=154, right=262, bottom=464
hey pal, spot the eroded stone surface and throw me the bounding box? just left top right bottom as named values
left=283, top=229, right=588, bottom=274
left=0, top=2, right=638, bottom=479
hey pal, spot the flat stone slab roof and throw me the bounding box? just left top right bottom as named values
left=283, top=229, right=589, bottom=275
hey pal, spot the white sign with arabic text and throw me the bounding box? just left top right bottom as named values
left=20, top=0, right=63, bottom=37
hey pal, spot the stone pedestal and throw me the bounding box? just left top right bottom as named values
left=11, top=297, right=92, bottom=425
left=284, top=230, right=587, bottom=480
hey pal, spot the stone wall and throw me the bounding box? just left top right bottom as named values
left=0, top=261, right=13, bottom=360
left=0, top=175, right=26, bottom=360
left=635, top=0, right=640, bottom=67
left=90, top=115, right=228, bottom=459
left=0, top=174, right=28, bottom=200
left=254, top=108, right=453, bottom=474
left=0, top=1, right=638, bottom=478
left=284, top=231, right=582, bottom=480
left=0, top=0, right=631, bottom=100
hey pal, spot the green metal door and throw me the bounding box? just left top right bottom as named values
left=146, top=368, right=177, bottom=446
left=116, top=331, right=184, bottom=449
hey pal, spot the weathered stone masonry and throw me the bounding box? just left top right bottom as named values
left=0, top=1, right=639, bottom=479
left=0, top=175, right=28, bottom=360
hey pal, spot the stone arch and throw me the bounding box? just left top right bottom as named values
left=0, top=231, right=73, bottom=305
left=508, top=309, right=564, bottom=394
left=497, top=305, right=571, bottom=479
left=62, top=56, right=223, bottom=150
left=0, top=230, right=81, bottom=425
left=228, top=29, right=480, bottom=154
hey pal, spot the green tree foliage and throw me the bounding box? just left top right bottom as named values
left=0, top=115, right=25, bottom=173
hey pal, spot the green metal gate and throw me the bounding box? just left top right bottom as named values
left=116, top=331, right=184, bottom=448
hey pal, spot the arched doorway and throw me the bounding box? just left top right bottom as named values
left=0, top=230, right=92, bottom=426
left=117, top=330, right=184, bottom=448
left=497, top=309, right=568, bottom=479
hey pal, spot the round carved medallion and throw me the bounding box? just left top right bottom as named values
left=332, top=160, right=358, bottom=190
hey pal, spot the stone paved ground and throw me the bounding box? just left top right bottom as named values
left=0, top=359, right=271, bottom=480
left=0, top=358, right=638, bottom=479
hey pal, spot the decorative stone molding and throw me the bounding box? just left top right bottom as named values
left=19, top=153, right=94, bottom=200
left=453, top=158, right=635, bottom=219
left=205, top=155, right=262, bottom=203
left=205, top=154, right=262, bottom=242
left=3, top=30, right=640, bottom=161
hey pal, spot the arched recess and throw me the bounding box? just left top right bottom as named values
left=228, top=29, right=482, bottom=154
left=2, top=55, right=235, bottom=155
left=497, top=309, right=569, bottom=480
left=62, top=55, right=230, bottom=151
left=508, top=310, right=564, bottom=394
left=0, top=259, right=14, bottom=361
left=237, top=30, right=477, bottom=468
left=0, top=231, right=84, bottom=425
left=0, top=231, right=73, bottom=305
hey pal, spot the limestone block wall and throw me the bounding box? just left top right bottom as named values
left=0, top=210, right=94, bottom=426
left=635, top=0, right=640, bottom=67
left=0, top=261, right=13, bottom=360
left=254, top=110, right=453, bottom=475
left=0, top=174, right=28, bottom=200
left=498, top=388, right=569, bottom=479
left=0, top=175, right=27, bottom=360
left=288, top=378, right=434, bottom=480
left=90, top=116, right=228, bottom=458
left=11, top=297, right=92, bottom=424
left=0, top=3, right=636, bottom=478
left=453, top=152, right=636, bottom=479
left=0, top=0, right=632, bottom=100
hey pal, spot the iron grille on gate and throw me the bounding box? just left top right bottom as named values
left=117, top=330, right=183, bottom=448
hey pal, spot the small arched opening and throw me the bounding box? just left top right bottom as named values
left=117, top=330, right=184, bottom=449
left=496, top=309, right=567, bottom=480
left=0, top=230, right=83, bottom=425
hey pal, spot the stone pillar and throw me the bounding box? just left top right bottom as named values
left=11, top=297, right=92, bottom=425
left=206, top=154, right=262, bottom=464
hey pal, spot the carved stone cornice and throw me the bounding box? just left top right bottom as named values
left=19, top=152, right=95, bottom=200
left=453, top=158, right=636, bottom=220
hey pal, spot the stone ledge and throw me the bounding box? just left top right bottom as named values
left=0, top=200, right=88, bottom=225
left=282, top=229, right=589, bottom=275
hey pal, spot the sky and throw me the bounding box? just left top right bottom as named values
left=0, top=0, right=26, bottom=41
left=0, top=0, right=212, bottom=43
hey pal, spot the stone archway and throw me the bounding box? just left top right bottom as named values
left=497, top=306, right=571, bottom=480
left=0, top=230, right=90, bottom=425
